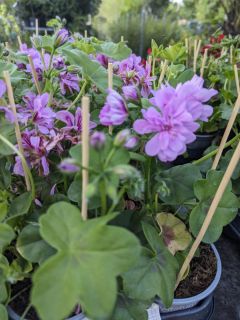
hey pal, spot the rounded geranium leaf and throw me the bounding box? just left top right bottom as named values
left=156, top=213, right=192, bottom=255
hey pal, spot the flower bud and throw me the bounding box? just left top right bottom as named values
left=54, top=28, right=69, bottom=48
left=122, top=85, right=138, bottom=101
left=58, top=159, right=79, bottom=173
left=90, top=131, right=106, bottom=150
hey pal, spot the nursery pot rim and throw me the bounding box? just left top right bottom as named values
left=7, top=306, right=85, bottom=320
left=172, top=244, right=222, bottom=306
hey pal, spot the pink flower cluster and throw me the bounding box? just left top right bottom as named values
left=133, top=76, right=218, bottom=162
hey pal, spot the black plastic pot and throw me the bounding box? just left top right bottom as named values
left=224, top=213, right=240, bottom=241
left=161, top=295, right=214, bottom=320
left=174, top=133, right=217, bottom=165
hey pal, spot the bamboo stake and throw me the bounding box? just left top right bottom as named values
left=3, top=71, right=31, bottom=191
left=108, top=62, right=113, bottom=135
left=121, top=35, right=124, bottom=42
left=84, top=30, right=88, bottom=39
left=234, top=64, right=240, bottom=95
left=28, top=55, right=41, bottom=95
left=158, top=60, right=168, bottom=88
left=230, top=45, right=233, bottom=64
left=193, top=39, right=202, bottom=74
left=200, top=49, right=208, bottom=78
left=17, top=35, right=22, bottom=48
left=148, top=55, right=152, bottom=69
left=185, top=38, right=189, bottom=68
left=35, top=18, right=39, bottom=36
left=81, top=96, right=90, bottom=221
left=212, top=94, right=240, bottom=170
left=176, top=139, right=240, bottom=288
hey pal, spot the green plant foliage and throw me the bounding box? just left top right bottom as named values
left=17, top=225, right=55, bottom=264
left=156, top=164, right=202, bottom=205
left=62, top=48, right=122, bottom=92
left=123, top=223, right=178, bottom=308
left=0, top=223, right=15, bottom=252
left=156, top=213, right=192, bottom=255
left=32, top=202, right=141, bottom=320
left=190, top=170, right=240, bottom=243
left=0, top=304, right=8, bottom=320
left=112, top=293, right=149, bottom=320
left=7, top=192, right=32, bottom=219
left=93, top=41, right=132, bottom=60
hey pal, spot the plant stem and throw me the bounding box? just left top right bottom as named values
left=107, top=186, right=126, bottom=215
left=0, top=134, right=35, bottom=199
left=145, top=157, right=152, bottom=207
left=193, top=132, right=240, bottom=165
left=100, top=179, right=107, bottom=215
left=67, top=80, right=87, bottom=111
left=48, top=48, right=55, bottom=70
left=104, top=147, right=116, bottom=168
left=8, top=285, right=31, bottom=303
left=20, top=304, right=32, bottom=320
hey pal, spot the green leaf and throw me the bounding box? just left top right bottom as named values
left=0, top=304, right=8, bottom=320
left=32, top=202, right=141, bottom=320
left=0, top=223, right=15, bottom=251
left=123, top=223, right=178, bottom=308
left=171, top=69, right=194, bottom=87
left=219, top=149, right=240, bottom=180
left=93, top=41, right=132, bottom=60
left=190, top=170, right=239, bottom=243
left=0, top=117, right=16, bottom=156
left=0, top=159, right=11, bottom=189
left=17, top=225, right=55, bottom=264
left=8, top=192, right=32, bottom=218
left=156, top=213, right=192, bottom=255
left=41, top=35, right=55, bottom=52
left=159, top=44, right=186, bottom=63
left=157, top=164, right=202, bottom=205
left=62, top=48, right=122, bottom=92
left=0, top=60, right=17, bottom=78
left=112, top=294, right=149, bottom=320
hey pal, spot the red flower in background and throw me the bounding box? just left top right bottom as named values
left=201, top=34, right=225, bottom=58
left=147, top=48, right=152, bottom=55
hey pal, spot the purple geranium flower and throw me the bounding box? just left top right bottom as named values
left=175, top=75, right=218, bottom=121
left=116, top=54, right=155, bottom=97
left=99, top=89, right=128, bottom=126
left=59, top=71, right=80, bottom=95
left=122, top=85, right=138, bottom=101
left=0, top=80, right=6, bottom=98
left=53, top=56, right=65, bottom=69
left=56, top=107, right=96, bottom=143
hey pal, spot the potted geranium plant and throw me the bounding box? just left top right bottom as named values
left=0, top=25, right=238, bottom=320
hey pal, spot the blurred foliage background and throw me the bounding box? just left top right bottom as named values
left=1, top=0, right=240, bottom=55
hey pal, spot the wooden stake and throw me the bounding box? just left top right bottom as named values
left=200, top=49, right=208, bottom=78
left=28, top=55, right=41, bottom=95
left=84, top=30, right=88, bottom=39
left=230, top=45, right=233, bottom=64
left=17, top=35, right=22, bottom=48
left=3, top=71, right=31, bottom=191
left=158, top=60, right=168, bottom=88
left=108, top=62, right=113, bottom=135
left=121, top=35, right=124, bottom=42
left=212, top=94, right=240, bottom=170
left=81, top=96, right=90, bottom=221
left=148, top=55, right=152, bottom=69
left=234, top=64, right=240, bottom=95
left=185, top=38, right=189, bottom=67
left=193, top=39, right=202, bottom=74
left=35, top=18, right=39, bottom=36
left=176, top=139, right=240, bottom=288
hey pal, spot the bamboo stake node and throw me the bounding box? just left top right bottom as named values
left=3, top=71, right=31, bottom=191
left=28, top=55, right=41, bottom=95
left=81, top=96, right=90, bottom=221
left=176, top=139, right=240, bottom=288
left=212, top=94, right=240, bottom=170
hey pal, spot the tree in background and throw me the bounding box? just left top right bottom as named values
left=94, top=0, right=180, bottom=55
left=0, top=0, right=19, bottom=43
left=16, top=0, right=102, bottom=31
left=180, top=0, right=240, bottom=35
